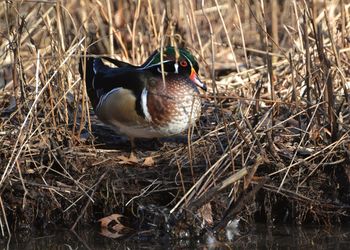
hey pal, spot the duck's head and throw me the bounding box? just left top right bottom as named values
left=140, top=46, right=207, bottom=92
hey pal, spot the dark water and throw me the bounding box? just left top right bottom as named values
left=2, top=224, right=349, bottom=250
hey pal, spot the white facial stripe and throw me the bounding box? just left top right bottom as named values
left=138, top=60, right=172, bottom=70
left=174, top=62, right=179, bottom=73
left=141, top=54, right=158, bottom=69
left=96, top=87, right=122, bottom=113
left=141, top=59, right=153, bottom=69
left=141, top=88, right=152, bottom=122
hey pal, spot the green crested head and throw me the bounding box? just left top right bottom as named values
left=141, top=46, right=200, bottom=73
left=140, top=46, right=206, bottom=91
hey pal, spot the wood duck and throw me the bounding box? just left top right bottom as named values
left=79, top=46, right=207, bottom=146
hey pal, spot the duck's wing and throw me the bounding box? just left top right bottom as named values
left=79, top=57, right=148, bottom=118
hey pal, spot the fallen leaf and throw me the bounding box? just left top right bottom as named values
left=98, top=214, right=132, bottom=239
left=100, top=227, right=124, bottom=239
left=142, top=156, right=155, bottom=167
left=99, top=213, right=124, bottom=228
left=26, top=168, right=35, bottom=174
left=117, top=154, right=139, bottom=165
left=198, top=203, right=213, bottom=226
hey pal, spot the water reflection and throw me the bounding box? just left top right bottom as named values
left=1, top=224, right=349, bottom=249
left=214, top=224, right=350, bottom=250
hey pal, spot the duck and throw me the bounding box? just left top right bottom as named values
left=79, top=46, right=207, bottom=147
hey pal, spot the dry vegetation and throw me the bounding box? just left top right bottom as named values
left=0, top=0, right=349, bottom=238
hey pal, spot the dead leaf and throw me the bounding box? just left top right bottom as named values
left=117, top=154, right=139, bottom=165
left=142, top=156, right=155, bottom=167
left=198, top=203, right=213, bottom=226
left=99, top=213, right=124, bottom=228
left=100, top=227, right=124, bottom=239
left=26, top=168, right=35, bottom=174
left=98, top=214, right=132, bottom=239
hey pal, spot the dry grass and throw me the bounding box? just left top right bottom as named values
left=0, top=0, right=349, bottom=237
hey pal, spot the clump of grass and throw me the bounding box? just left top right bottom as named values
left=0, top=0, right=349, bottom=237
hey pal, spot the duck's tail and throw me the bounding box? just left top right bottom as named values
left=79, top=56, right=99, bottom=109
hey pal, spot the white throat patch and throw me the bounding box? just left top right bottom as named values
left=174, top=62, right=179, bottom=73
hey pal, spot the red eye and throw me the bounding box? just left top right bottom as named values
left=180, top=60, right=188, bottom=67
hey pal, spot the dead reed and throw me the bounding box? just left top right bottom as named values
left=0, top=0, right=349, bottom=237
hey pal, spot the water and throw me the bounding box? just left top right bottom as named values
left=2, top=224, right=349, bottom=249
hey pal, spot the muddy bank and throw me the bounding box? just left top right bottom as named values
left=2, top=108, right=349, bottom=236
